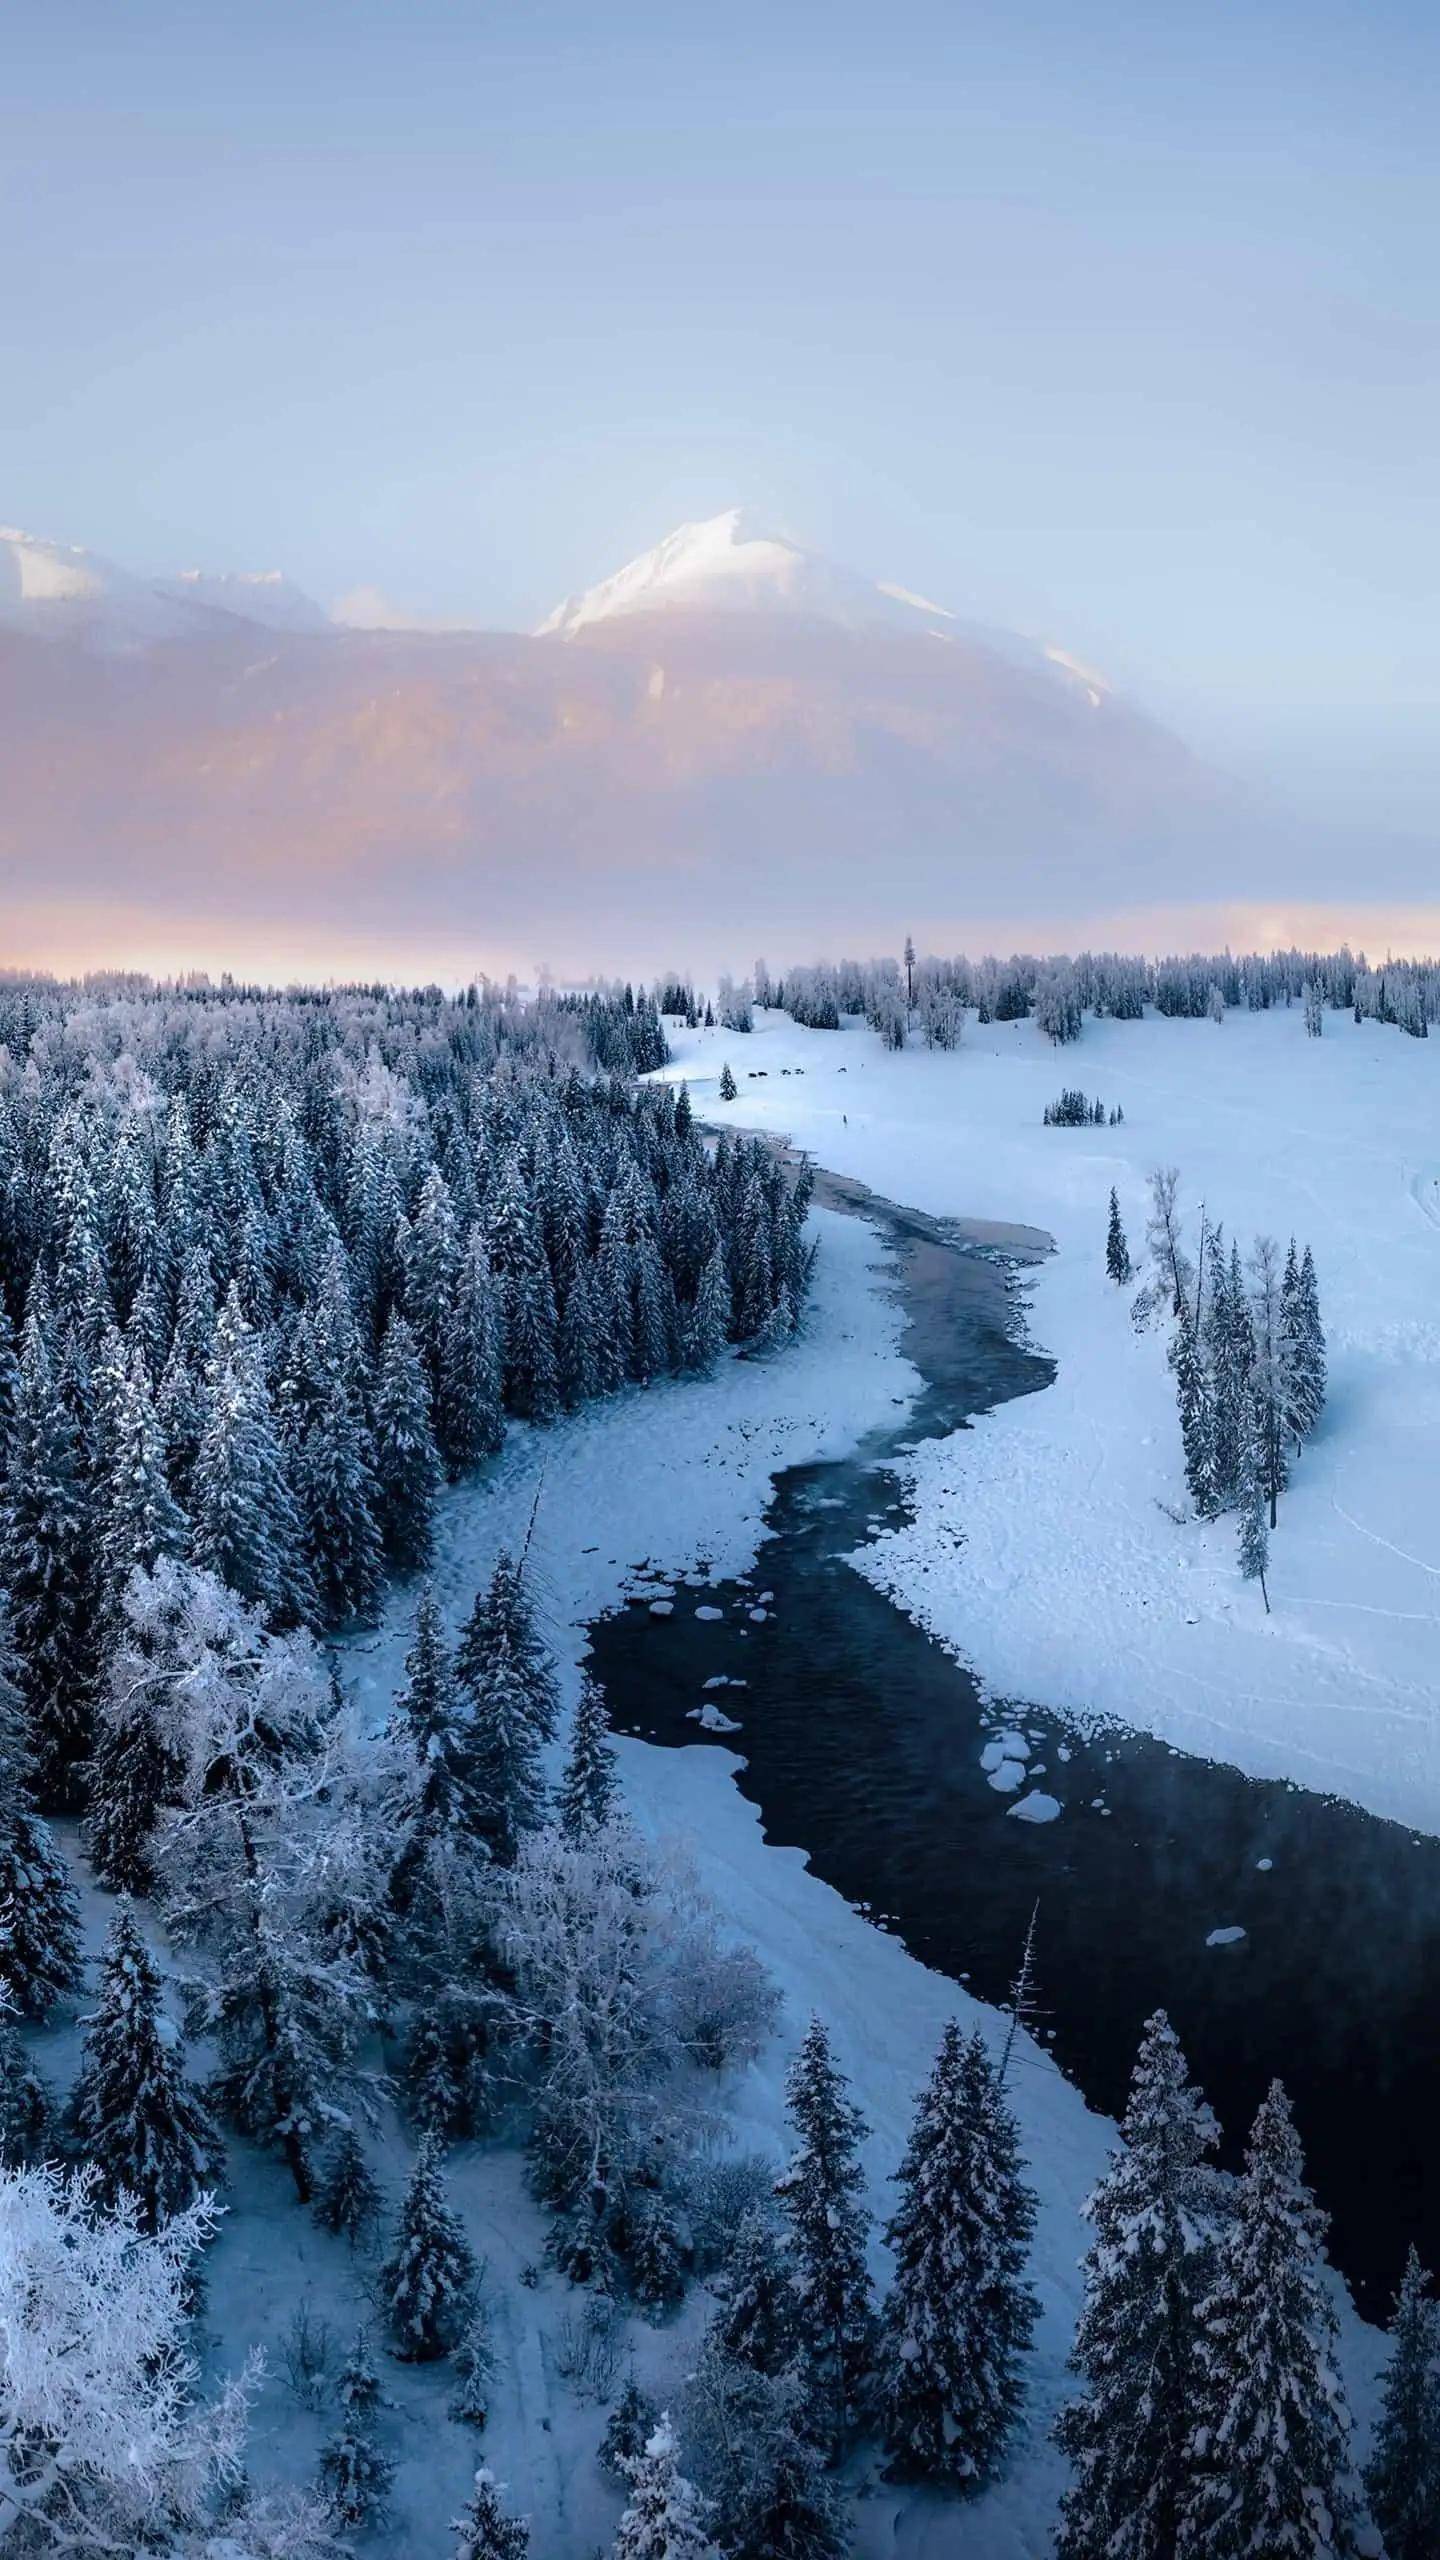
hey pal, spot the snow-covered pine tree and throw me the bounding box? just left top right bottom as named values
left=0, top=1603, right=82, bottom=2018
left=313, top=2122, right=383, bottom=2247
left=449, top=2301, right=495, bottom=2426
left=774, top=2016, right=876, bottom=2452
left=84, top=1568, right=187, bottom=1895
left=1248, top=1234, right=1292, bottom=1529
left=612, top=2417, right=719, bottom=2560
left=684, top=2334, right=845, bottom=2560
left=1105, top=1188, right=1132, bottom=1286
left=454, top=1552, right=558, bottom=1864
left=371, top=1308, right=443, bottom=1572
left=1282, top=1237, right=1327, bottom=1453
left=1145, top=1167, right=1194, bottom=1319
left=1055, top=2010, right=1222, bottom=2560
left=1171, top=1315, right=1220, bottom=1519
left=98, top=1343, right=189, bottom=1604
left=683, top=1244, right=732, bottom=1374
left=0, top=1301, right=96, bottom=1797
left=381, top=2138, right=478, bottom=2361
left=557, top=1673, right=619, bottom=1840
left=438, top=1234, right=506, bottom=1478
left=1365, top=2245, right=1440, bottom=2560
left=1179, top=2081, right=1363, bottom=2558
left=718, top=1063, right=738, bottom=1103
left=452, top=2467, right=530, bottom=2560
left=67, top=1906, right=223, bottom=2230
left=712, top=2209, right=802, bottom=2376
left=601, top=2373, right=661, bottom=2479
left=555, top=1254, right=601, bottom=1409
left=192, top=1288, right=314, bottom=1626
left=0, top=1998, right=56, bottom=2165
left=318, top=2330, right=394, bottom=2529
left=1237, top=1376, right=1272, bottom=1608
left=880, top=2019, right=1038, bottom=2487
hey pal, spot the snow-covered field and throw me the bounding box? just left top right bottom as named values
left=654, top=1002, right=1440, bottom=1836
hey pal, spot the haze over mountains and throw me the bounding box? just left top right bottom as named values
left=0, top=510, right=1411, bottom=982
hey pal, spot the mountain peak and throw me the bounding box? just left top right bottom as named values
left=536, top=509, right=958, bottom=639
left=0, top=524, right=327, bottom=647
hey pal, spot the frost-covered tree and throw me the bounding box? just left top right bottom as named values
left=684, top=2336, right=844, bottom=2560
left=718, top=1063, right=737, bottom=1103
left=0, top=1303, right=96, bottom=1796
left=1056, top=2011, right=1222, bottom=2560
left=67, top=1906, right=223, bottom=2231
left=285, top=1258, right=384, bottom=1627
left=454, top=1552, right=558, bottom=1865
left=880, top=2020, right=1037, bottom=2487
left=152, top=1562, right=376, bottom=2201
left=1179, top=2082, right=1362, bottom=2558
left=557, top=1673, right=619, bottom=1841
left=775, top=2017, right=875, bottom=2452
left=449, top=2301, right=495, bottom=2427
left=1237, top=1383, right=1272, bottom=1609
left=1248, top=1234, right=1292, bottom=1529
left=0, top=1604, right=82, bottom=2018
left=318, top=2330, right=394, bottom=2529
left=1282, top=1237, right=1327, bottom=1454
left=313, top=2123, right=383, bottom=2249
left=1365, top=2246, right=1440, bottom=2560
left=192, top=1289, right=314, bottom=1626
left=0, top=2162, right=250, bottom=2553
left=438, top=1235, right=505, bottom=1478
left=382, top=2138, right=477, bottom=2361
left=712, top=2208, right=802, bottom=2376
left=85, top=1565, right=187, bottom=1895
left=371, top=1310, right=443, bottom=1572
left=1105, top=1188, right=1132, bottom=1286
left=0, top=1996, right=55, bottom=2166
left=612, top=2417, right=718, bottom=2560
left=1171, top=1315, right=1220, bottom=1519
left=98, top=1342, right=189, bottom=1602
left=1145, top=1167, right=1193, bottom=1320
left=452, top=2467, right=530, bottom=2560
left=601, top=2373, right=661, bottom=2480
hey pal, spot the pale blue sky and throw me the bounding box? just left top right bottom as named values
left=4, top=1, right=1436, bottom=811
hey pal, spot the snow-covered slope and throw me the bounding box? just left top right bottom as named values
left=657, top=1004, right=1440, bottom=1834
left=0, top=526, right=326, bottom=647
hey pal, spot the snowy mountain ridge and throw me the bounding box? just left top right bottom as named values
left=0, top=525, right=328, bottom=648
left=537, top=505, right=964, bottom=639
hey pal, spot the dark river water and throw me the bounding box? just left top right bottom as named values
left=590, top=1171, right=1440, bottom=2318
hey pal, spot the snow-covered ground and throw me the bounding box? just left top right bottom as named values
left=654, top=1002, right=1440, bottom=1836
left=48, top=1068, right=1397, bottom=2556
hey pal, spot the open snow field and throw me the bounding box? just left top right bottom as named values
left=655, top=1003, right=1440, bottom=1835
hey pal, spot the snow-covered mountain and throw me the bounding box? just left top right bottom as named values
left=0, top=526, right=327, bottom=648
left=0, top=504, right=1274, bottom=976
left=538, top=507, right=962, bottom=640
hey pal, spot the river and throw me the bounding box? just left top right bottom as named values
left=590, top=1166, right=1440, bottom=2318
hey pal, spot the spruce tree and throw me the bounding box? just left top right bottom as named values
left=67, top=1906, right=223, bottom=2230
left=1055, top=2011, right=1221, bottom=2560
left=0, top=2004, right=56, bottom=2165
left=437, top=1235, right=505, bottom=1478
left=85, top=1590, right=185, bottom=1897
left=1283, top=1238, right=1327, bottom=1453
left=313, top=2123, right=383, bottom=2248
left=1, top=1302, right=96, bottom=1796
left=601, top=2373, right=661, bottom=2480
left=718, top=1063, right=738, bottom=1103
left=557, top=1673, right=619, bottom=1840
left=449, top=2302, right=495, bottom=2427
left=0, top=1611, right=82, bottom=2019
left=1105, top=1188, right=1132, bottom=1286
left=774, top=2016, right=876, bottom=2452
left=1365, top=2246, right=1440, bottom=2560
left=714, top=2210, right=801, bottom=2376
left=1238, top=1383, right=1271, bottom=1610
left=98, top=1345, right=189, bottom=1604
left=1179, top=2082, right=1361, bottom=2558
left=452, top=2467, right=530, bottom=2560
left=612, top=2417, right=718, bottom=2560
left=372, top=1310, right=443, bottom=1571
left=684, top=2335, right=844, bottom=2560
left=880, top=2020, right=1038, bottom=2487
left=319, top=2330, right=394, bottom=2529
left=683, top=1246, right=732, bottom=1374
left=1171, top=1316, right=1219, bottom=1518
left=454, top=1553, right=558, bottom=1864
left=381, top=2138, right=478, bottom=2361
left=192, top=1290, right=313, bottom=1625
